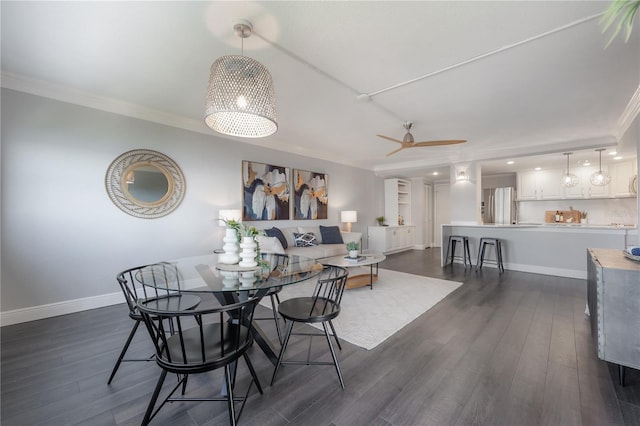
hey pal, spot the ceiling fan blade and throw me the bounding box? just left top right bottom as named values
left=377, top=134, right=403, bottom=144
left=412, top=139, right=467, bottom=147
left=386, top=146, right=406, bottom=157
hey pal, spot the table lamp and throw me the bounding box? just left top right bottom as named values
left=341, top=210, right=357, bottom=232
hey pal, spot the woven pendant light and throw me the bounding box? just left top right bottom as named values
left=205, top=20, right=277, bottom=138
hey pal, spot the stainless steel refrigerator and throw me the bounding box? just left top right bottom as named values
left=482, top=187, right=517, bottom=224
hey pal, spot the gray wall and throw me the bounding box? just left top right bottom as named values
left=1, top=89, right=381, bottom=318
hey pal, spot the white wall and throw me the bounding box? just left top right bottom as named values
left=1, top=89, right=380, bottom=321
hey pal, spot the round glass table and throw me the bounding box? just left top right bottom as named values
left=135, top=252, right=323, bottom=365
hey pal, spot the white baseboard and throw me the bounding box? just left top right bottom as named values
left=1, top=291, right=124, bottom=327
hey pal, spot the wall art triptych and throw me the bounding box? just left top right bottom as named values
left=241, top=160, right=328, bottom=221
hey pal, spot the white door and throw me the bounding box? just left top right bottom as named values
left=434, top=183, right=450, bottom=248
left=424, top=184, right=433, bottom=248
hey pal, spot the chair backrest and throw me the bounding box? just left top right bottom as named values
left=137, top=297, right=259, bottom=372
left=116, top=262, right=183, bottom=316
left=306, top=265, right=349, bottom=318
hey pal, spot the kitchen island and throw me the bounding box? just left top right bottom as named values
left=442, top=224, right=637, bottom=278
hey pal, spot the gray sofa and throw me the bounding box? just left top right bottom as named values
left=257, top=225, right=362, bottom=262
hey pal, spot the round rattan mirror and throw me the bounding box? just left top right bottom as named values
left=105, top=149, right=186, bottom=218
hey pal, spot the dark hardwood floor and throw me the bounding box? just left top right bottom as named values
left=2, top=249, right=639, bottom=425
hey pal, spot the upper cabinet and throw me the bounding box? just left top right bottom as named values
left=517, top=169, right=564, bottom=200
left=517, top=160, right=636, bottom=201
left=384, top=178, right=411, bottom=226
left=611, top=160, right=638, bottom=197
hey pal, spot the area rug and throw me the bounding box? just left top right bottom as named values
left=260, top=268, right=462, bottom=350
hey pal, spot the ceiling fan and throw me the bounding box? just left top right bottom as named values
left=377, top=121, right=466, bottom=156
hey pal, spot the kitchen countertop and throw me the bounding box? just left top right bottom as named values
left=444, top=223, right=636, bottom=230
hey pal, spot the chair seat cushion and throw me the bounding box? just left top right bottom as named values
left=277, top=297, right=340, bottom=323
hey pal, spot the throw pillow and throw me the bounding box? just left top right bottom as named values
left=264, top=227, right=288, bottom=249
left=293, top=232, right=318, bottom=247
left=256, top=235, right=285, bottom=254
left=319, top=225, right=344, bottom=244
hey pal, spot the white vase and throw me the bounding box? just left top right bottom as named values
left=581, top=218, right=587, bottom=224
left=349, top=250, right=358, bottom=258
left=220, top=270, right=239, bottom=289
left=239, top=236, right=258, bottom=267
left=219, top=228, right=240, bottom=264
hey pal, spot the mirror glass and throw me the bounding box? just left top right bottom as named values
left=125, top=165, right=170, bottom=204
left=105, top=149, right=186, bottom=219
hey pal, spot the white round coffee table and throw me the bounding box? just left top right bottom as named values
left=325, top=253, right=386, bottom=290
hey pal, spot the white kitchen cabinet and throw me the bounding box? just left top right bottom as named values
left=517, top=171, right=538, bottom=200
left=611, top=160, right=637, bottom=197
left=537, top=169, right=564, bottom=199
left=368, top=225, right=415, bottom=254
left=384, top=178, right=411, bottom=226
left=517, top=169, right=563, bottom=200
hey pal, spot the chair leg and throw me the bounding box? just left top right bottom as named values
left=243, top=353, right=263, bottom=394
left=142, top=369, right=167, bottom=426
left=328, top=320, right=342, bottom=351
left=269, top=294, right=283, bottom=344
left=181, top=374, right=188, bottom=395
left=107, top=320, right=140, bottom=384
left=445, top=238, right=452, bottom=265
left=476, top=242, right=485, bottom=271
left=450, top=240, right=457, bottom=265
left=224, top=364, right=237, bottom=426
left=271, top=320, right=295, bottom=386
left=322, top=322, right=345, bottom=389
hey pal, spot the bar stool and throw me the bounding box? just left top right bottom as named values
left=445, top=235, right=472, bottom=268
left=476, top=237, right=504, bottom=273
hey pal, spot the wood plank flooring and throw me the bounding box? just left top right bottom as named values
left=2, top=248, right=639, bottom=425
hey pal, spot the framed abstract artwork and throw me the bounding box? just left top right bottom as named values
left=293, top=169, right=328, bottom=220
left=242, top=161, right=290, bottom=221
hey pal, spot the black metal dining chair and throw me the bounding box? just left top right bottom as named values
left=270, top=265, right=349, bottom=389
left=107, top=263, right=201, bottom=384
left=136, top=296, right=263, bottom=426
left=251, top=252, right=290, bottom=344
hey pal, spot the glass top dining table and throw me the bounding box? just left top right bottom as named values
left=137, top=252, right=322, bottom=293
left=136, top=252, right=323, bottom=365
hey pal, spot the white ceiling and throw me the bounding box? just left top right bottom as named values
left=2, top=1, right=638, bottom=181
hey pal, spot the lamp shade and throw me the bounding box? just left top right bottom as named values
left=205, top=55, right=277, bottom=138
left=218, top=209, right=242, bottom=226
left=341, top=210, right=357, bottom=223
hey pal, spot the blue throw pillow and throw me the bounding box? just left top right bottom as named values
left=319, top=225, right=344, bottom=244
left=265, top=227, right=288, bottom=249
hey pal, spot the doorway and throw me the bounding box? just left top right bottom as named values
left=434, top=183, right=450, bottom=248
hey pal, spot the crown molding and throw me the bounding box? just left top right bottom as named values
left=1, top=72, right=213, bottom=136
left=616, top=84, right=640, bottom=141
left=0, top=72, right=370, bottom=171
